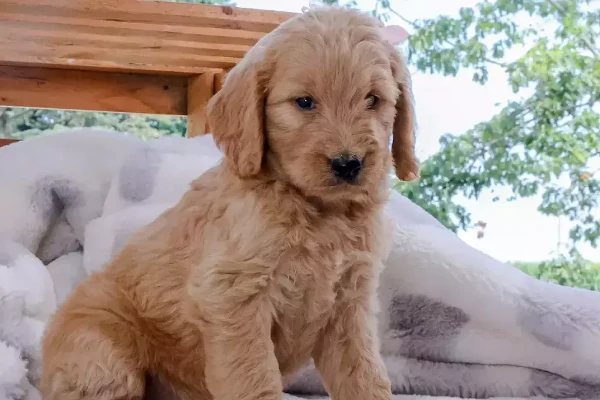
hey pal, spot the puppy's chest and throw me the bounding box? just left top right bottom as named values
left=269, top=215, right=381, bottom=307
left=271, top=247, right=343, bottom=314
left=268, top=248, right=342, bottom=372
left=267, top=226, right=374, bottom=370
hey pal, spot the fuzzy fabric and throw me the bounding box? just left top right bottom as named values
left=0, top=129, right=599, bottom=400
left=282, top=397, right=572, bottom=400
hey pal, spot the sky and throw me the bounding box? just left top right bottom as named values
left=234, top=0, right=600, bottom=263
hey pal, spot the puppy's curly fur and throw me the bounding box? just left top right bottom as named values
left=41, top=7, right=418, bottom=400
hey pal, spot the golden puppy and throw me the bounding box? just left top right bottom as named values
left=41, top=7, right=418, bottom=400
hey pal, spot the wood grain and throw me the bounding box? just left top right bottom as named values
left=0, top=13, right=264, bottom=46
left=0, top=24, right=253, bottom=58
left=0, top=0, right=294, bottom=75
left=3, top=0, right=294, bottom=32
left=187, top=72, right=215, bottom=137
left=0, top=66, right=188, bottom=115
left=0, top=39, right=241, bottom=75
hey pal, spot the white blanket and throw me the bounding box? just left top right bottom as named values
left=0, top=128, right=598, bottom=400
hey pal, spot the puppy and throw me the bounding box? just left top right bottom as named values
left=41, top=7, right=418, bottom=400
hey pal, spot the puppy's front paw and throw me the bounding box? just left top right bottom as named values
left=42, top=368, right=144, bottom=400
left=372, top=378, right=393, bottom=400
left=361, top=378, right=392, bottom=400
left=336, top=370, right=392, bottom=400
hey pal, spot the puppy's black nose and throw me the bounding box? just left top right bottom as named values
left=330, top=153, right=363, bottom=183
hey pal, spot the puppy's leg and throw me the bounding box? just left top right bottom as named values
left=190, top=262, right=283, bottom=400
left=313, top=263, right=392, bottom=400
left=41, top=278, right=147, bottom=400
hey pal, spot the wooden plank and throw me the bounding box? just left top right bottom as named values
left=0, top=139, right=19, bottom=148
left=0, top=13, right=264, bottom=46
left=2, top=0, right=294, bottom=33
left=0, top=56, right=227, bottom=76
left=205, top=72, right=226, bottom=133
left=0, top=38, right=242, bottom=74
left=0, top=23, right=253, bottom=58
left=0, top=66, right=188, bottom=115
left=0, top=0, right=295, bottom=75
left=187, top=73, right=215, bottom=137
left=0, top=28, right=249, bottom=58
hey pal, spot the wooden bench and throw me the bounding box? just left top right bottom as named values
left=0, top=0, right=294, bottom=146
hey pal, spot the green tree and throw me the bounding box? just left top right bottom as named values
left=388, top=0, right=600, bottom=248
left=0, top=108, right=188, bottom=140
left=513, top=253, right=600, bottom=291
left=383, top=0, right=600, bottom=288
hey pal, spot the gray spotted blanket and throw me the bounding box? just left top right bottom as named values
left=0, top=128, right=599, bottom=400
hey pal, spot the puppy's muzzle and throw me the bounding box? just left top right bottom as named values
left=329, top=152, right=363, bottom=183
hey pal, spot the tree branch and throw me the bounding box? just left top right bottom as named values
left=546, top=0, right=599, bottom=58
left=520, top=99, right=599, bottom=127
left=386, top=6, right=509, bottom=69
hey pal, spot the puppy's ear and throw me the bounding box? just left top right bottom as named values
left=388, top=48, right=419, bottom=181
left=206, top=58, right=268, bottom=178
left=378, top=25, right=410, bottom=46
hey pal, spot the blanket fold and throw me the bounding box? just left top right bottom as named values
left=0, top=129, right=598, bottom=400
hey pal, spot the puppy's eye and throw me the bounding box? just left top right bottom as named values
left=366, top=94, right=379, bottom=109
left=295, top=97, right=315, bottom=110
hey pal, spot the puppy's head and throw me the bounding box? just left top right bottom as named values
left=207, top=8, right=418, bottom=204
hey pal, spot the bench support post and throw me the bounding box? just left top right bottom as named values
left=187, top=72, right=215, bottom=137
